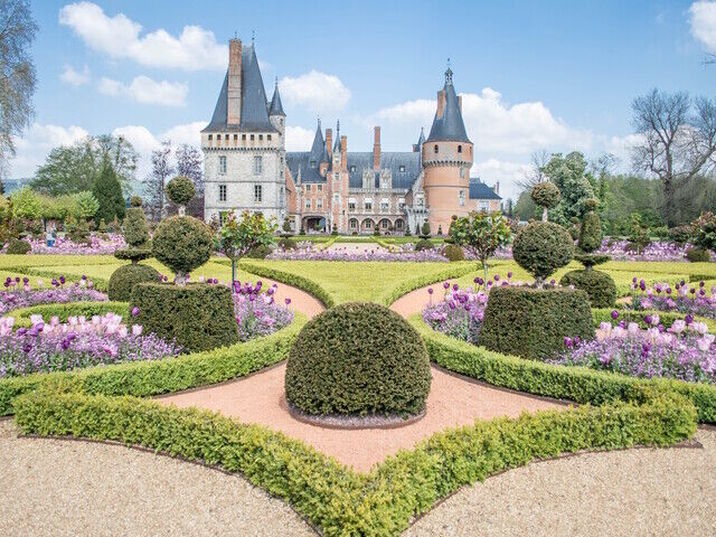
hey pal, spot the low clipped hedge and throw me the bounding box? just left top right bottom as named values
left=560, top=269, right=617, bottom=308
left=480, top=286, right=594, bottom=361
left=7, top=301, right=129, bottom=327
left=592, top=308, right=716, bottom=333
left=239, top=261, right=336, bottom=307
left=130, top=282, right=238, bottom=353
left=285, top=303, right=431, bottom=417
left=107, top=263, right=160, bottom=301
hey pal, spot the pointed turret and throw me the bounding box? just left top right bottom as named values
left=308, top=119, right=329, bottom=166
left=426, top=65, right=470, bottom=143
left=269, top=78, right=285, bottom=116
left=333, top=120, right=341, bottom=153
left=413, top=127, right=425, bottom=152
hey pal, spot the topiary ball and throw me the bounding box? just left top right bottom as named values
left=560, top=269, right=616, bottom=308
left=531, top=182, right=561, bottom=209
left=414, top=238, right=434, bottom=252
left=165, top=175, right=196, bottom=207
left=285, top=302, right=431, bottom=417
left=512, top=221, right=574, bottom=282
left=152, top=216, right=213, bottom=280
left=7, top=238, right=31, bottom=255
left=108, top=263, right=161, bottom=301
left=442, top=243, right=465, bottom=262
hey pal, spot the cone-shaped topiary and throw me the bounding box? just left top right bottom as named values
left=166, top=176, right=195, bottom=215
left=531, top=182, right=561, bottom=221
left=512, top=221, right=574, bottom=284
left=285, top=302, right=431, bottom=418
left=578, top=198, right=602, bottom=253
left=114, top=206, right=151, bottom=264
left=152, top=216, right=213, bottom=284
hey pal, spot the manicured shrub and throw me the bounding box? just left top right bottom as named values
left=7, top=238, right=31, bottom=254
left=442, top=243, right=465, bottom=261
left=531, top=181, right=561, bottom=221
left=107, top=263, right=161, bottom=301
left=578, top=198, right=602, bottom=253
left=278, top=237, right=296, bottom=250
left=152, top=216, right=213, bottom=283
left=130, top=196, right=143, bottom=207
left=420, top=220, right=431, bottom=239
left=512, top=221, right=574, bottom=282
left=165, top=175, right=195, bottom=208
left=114, top=206, right=151, bottom=263
left=480, top=286, right=594, bottom=360
left=414, top=238, right=433, bottom=251
left=130, top=282, right=238, bottom=353
left=285, top=302, right=431, bottom=417
left=245, top=244, right=272, bottom=259
left=560, top=269, right=616, bottom=308
left=686, top=247, right=711, bottom=263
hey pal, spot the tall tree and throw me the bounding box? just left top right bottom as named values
left=175, top=144, right=203, bottom=219
left=631, top=89, right=716, bottom=226
left=144, top=141, right=173, bottom=221
left=0, top=0, right=37, bottom=178
left=92, top=158, right=125, bottom=226
left=541, top=151, right=596, bottom=224
left=95, top=134, right=138, bottom=190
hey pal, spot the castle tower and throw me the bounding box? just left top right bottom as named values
left=268, top=78, right=286, bottom=135
left=422, top=64, right=473, bottom=234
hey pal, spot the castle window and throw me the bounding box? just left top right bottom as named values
left=317, top=199, right=323, bottom=209
left=208, top=134, right=213, bottom=141
left=259, top=134, right=263, bottom=141
left=458, top=145, right=462, bottom=153
left=350, top=219, right=357, bottom=229
left=250, top=134, right=255, bottom=141
left=434, top=145, right=438, bottom=154
left=219, top=184, right=227, bottom=202
left=267, top=134, right=272, bottom=141
left=459, top=167, right=465, bottom=178
left=305, top=199, right=311, bottom=209
left=399, top=165, right=406, bottom=172
left=317, top=184, right=322, bottom=192
left=217, top=134, right=221, bottom=141
left=459, top=190, right=466, bottom=206
left=253, top=156, right=263, bottom=175
left=233, top=134, right=238, bottom=142
left=396, top=219, right=404, bottom=230
left=219, top=211, right=228, bottom=225
left=219, top=156, right=227, bottom=175
left=380, top=199, right=389, bottom=211
left=398, top=198, right=405, bottom=210
left=334, top=193, right=339, bottom=204
left=364, top=200, right=373, bottom=211
left=350, top=165, right=356, bottom=172
left=242, top=134, right=246, bottom=141
left=254, top=184, right=263, bottom=203
left=309, top=160, right=316, bottom=169
left=279, top=187, right=285, bottom=205
left=479, top=201, right=489, bottom=212
left=348, top=199, right=356, bottom=211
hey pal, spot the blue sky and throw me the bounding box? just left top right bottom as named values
left=11, top=0, right=716, bottom=200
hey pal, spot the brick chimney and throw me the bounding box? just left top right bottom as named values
left=495, top=181, right=500, bottom=194
left=326, top=128, right=333, bottom=159
left=227, top=39, right=242, bottom=125
left=436, top=89, right=446, bottom=118
left=373, top=126, right=381, bottom=170
left=340, top=135, right=347, bottom=164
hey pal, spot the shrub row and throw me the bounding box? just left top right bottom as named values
left=412, top=315, right=716, bottom=423
left=239, top=261, right=336, bottom=307
left=8, top=301, right=130, bottom=327
left=13, top=371, right=696, bottom=537
left=0, top=315, right=305, bottom=416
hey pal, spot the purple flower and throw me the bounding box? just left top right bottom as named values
left=443, top=281, right=450, bottom=289
left=131, top=307, right=140, bottom=317
left=611, top=310, right=620, bottom=320
left=428, top=288, right=434, bottom=295
left=285, top=298, right=291, bottom=305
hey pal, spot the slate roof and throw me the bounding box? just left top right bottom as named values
left=426, top=68, right=471, bottom=143
left=269, top=81, right=285, bottom=116
left=203, top=44, right=276, bottom=132
left=469, top=178, right=501, bottom=200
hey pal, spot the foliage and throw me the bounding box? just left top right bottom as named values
left=530, top=181, right=561, bottom=221
left=10, top=186, right=41, bottom=219
left=420, top=220, right=431, bottom=239
left=175, top=144, right=204, bottom=219
left=627, top=213, right=652, bottom=254
left=686, top=248, right=711, bottom=263
left=232, top=281, right=294, bottom=341
left=92, top=159, right=125, bottom=226
left=449, top=211, right=511, bottom=280
left=71, top=191, right=100, bottom=219
left=512, top=221, right=574, bottom=282
left=143, top=141, right=173, bottom=221
left=0, top=276, right=105, bottom=315
left=130, top=196, right=143, bottom=207
left=121, top=207, right=150, bottom=248
left=152, top=216, right=213, bottom=283
left=541, top=152, right=596, bottom=224
left=286, top=302, right=431, bottom=417
left=670, top=225, right=694, bottom=245
left=6, top=238, right=30, bottom=254
left=442, top=243, right=464, bottom=261
left=165, top=175, right=195, bottom=209
left=691, top=211, right=716, bottom=252
left=107, top=263, right=160, bottom=301
left=480, top=286, right=594, bottom=360
left=578, top=199, right=603, bottom=253
left=217, top=211, right=277, bottom=265
left=414, top=238, right=434, bottom=251
left=130, top=282, right=239, bottom=353
left=560, top=269, right=617, bottom=308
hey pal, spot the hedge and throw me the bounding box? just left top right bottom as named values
left=7, top=301, right=130, bottom=327
left=239, top=261, right=336, bottom=307
left=560, top=269, right=617, bottom=308
left=592, top=308, right=716, bottom=333
left=0, top=314, right=305, bottom=416
left=411, top=315, right=716, bottom=424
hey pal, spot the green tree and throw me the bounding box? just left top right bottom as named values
left=70, top=191, right=99, bottom=220
left=92, top=159, right=125, bottom=225
left=449, top=211, right=511, bottom=281
left=541, top=152, right=596, bottom=224
left=10, top=186, right=40, bottom=219
left=217, top=211, right=277, bottom=284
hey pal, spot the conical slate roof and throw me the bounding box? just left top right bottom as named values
left=269, top=80, right=285, bottom=116
left=309, top=119, right=328, bottom=163
left=426, top=67, right=470, bottom=143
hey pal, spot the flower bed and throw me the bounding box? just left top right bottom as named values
left=232, top=280, right=294, bottom=341
left=2, top=234, right=126, bottom=255
left=0, top=313, right=181, bottom=378
left=269, top=242, right=447, bottom=262
left=1, top=276, right=107, bottom=315
left=629, top=278, right=715, bottom=320
left=550, top=315, right=715, bottom=384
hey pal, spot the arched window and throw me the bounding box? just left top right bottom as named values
left=458, top=145, right=462, bottom=153
left=434, top=144, right=439, bottom=154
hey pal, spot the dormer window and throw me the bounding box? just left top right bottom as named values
left=434, top=145, right=439, bottom=154
left=350, top=165, right=356, bottom=172
left=399, top=165, right=406, bottom=172
left=267, top=134, right=272, bottom=141
left=458, top=145, right=462, bottom=153
left=310, top=160, right=317, bottom=169
left=208, top=134, right=213, bottom=141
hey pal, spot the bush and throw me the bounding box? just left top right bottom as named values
left=7, top=238, right=31, bottom=254
left=278, top=237, right=296, bottom=250
left=480, top=286, right=594, bottom=360
left=578, top=200, right=602, bottom=253
left=512, top=221, right=574, bottom=282
left=130, top=282, right=238, bottom=353
left=165, top=175, right=195, bottom=207
left=531, top=181, right=561, bottom=217
left=669, top=225, right=693, bottom=245
left=691, top=211, right=716, bottom=252
left=442, top=243, right=465, bottom=261
left=245, top=244, right=272, bottom=259
left=686, top=247, right=711, bottom=263
left=574, top=253, right=609, bottom=268
left=122, top=207, right=150, bottom=248
left=108, top=263, right=161, bottom=301
left=560, top=269, right=616, bottom=308
left=285, top=302, right=431, bottom=417
left=152, top=216, right=213, bottom=282
left=420, top=220, right=431, bottom=239
left=414, top=238, right=433, bottom=251
left=130, top=196, right=143, bottom=207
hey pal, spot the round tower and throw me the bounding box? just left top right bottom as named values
left=422, top=65, right=473, bottom=235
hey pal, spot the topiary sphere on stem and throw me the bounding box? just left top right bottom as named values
left=152, top=215, right=212, bottom=284
left=166, top=176, right=195, bottom=215
left=513, top=221, right=574, bottom=284
left=531, top=182, right=561, bottom=222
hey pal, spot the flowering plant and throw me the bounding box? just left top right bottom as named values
left=269, top=243, right=447, bottom=262
left=232, top=280, right=294, bottom=341
left=1, top=234, right=127, bottom=255
left=0, top=275, right=107, bottom=315
left=0, top=313, right=181, bottom=378
left=629, top=277, right=715, bottom=320
left=550, top=315, right=715, bottom=384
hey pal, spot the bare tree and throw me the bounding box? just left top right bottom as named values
left=517, top=149, right=550, bottom=191
left=143, top=141, right=173, bottom=221
left=0, top=0, right=37, bottom=177
left=175, top=144, right=204, bottom=219
left=631, top=89, right=716, bottom=226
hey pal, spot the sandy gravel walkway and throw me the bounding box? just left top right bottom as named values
left=261, top=279, right=325, bottom=318
left=390, top=282, right=441, bottom=317
left=158, top=363, right=563, bottom=473
left=405, top=427, right=716, bottom=537
left=0, top=419, right=317, bottom=537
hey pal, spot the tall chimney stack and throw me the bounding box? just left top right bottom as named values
left=373, top=126, right=381, bottom=170
left=227, top=39, right=242, bottom=125
left=326, top=128, right=333, bottom=159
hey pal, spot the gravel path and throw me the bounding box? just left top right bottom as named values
left=404, top=427, right=716, bottom=537
left=0, top=419, right=317, bottom=537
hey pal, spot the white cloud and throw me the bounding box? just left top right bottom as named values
left=690, top=1, right=716, bottom=53
left=284, top=126, right=315, bottom=151
left=98, top=76, right=188, bottom=106
left=59, top=1, right=226, bottom=70
left=10, top=123, right=89, bottom=178
left=279, top=71, right=351, bottom=113
left=60, top=64, right=90, bottom=86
